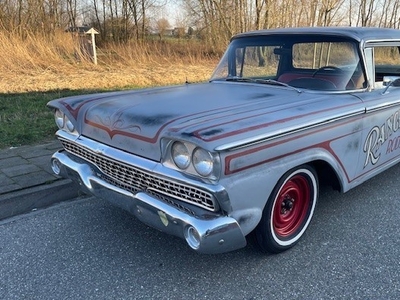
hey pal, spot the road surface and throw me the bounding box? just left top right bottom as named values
left=0, top=164, right=400, bottom=299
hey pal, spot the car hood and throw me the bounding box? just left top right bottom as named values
left=49, top=82, right=364, bottom=161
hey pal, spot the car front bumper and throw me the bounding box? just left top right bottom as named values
left=51, top=150, right=247, bottom=254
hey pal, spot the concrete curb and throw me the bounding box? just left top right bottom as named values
left=0, top=179, right=81, bottom=220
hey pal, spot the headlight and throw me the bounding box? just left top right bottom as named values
left=193, top=148, right=214, bottom=177
left=65, top=118, right=75, bottom=132
left=171, top=141, right=191, bottom=169
left=162, top=139, right=220, bottom=180
left=55, top=109, right=64, bottom=129
left=54, top=109, right=77, bottom=135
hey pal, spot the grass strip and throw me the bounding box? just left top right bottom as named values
left=0, top=89, right=107, bottom=149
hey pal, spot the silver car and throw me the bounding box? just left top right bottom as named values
left=48, top=27, right=400, bottom=254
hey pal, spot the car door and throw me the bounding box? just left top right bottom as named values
left=355, top=43, right=400, bottom=185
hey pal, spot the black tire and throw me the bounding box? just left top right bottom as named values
left=255, top=165, right=318, bottom=253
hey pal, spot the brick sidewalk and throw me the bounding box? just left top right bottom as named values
left=0, top=140, right=80, bottom=220
left=0, top=140, right=62, bottom=194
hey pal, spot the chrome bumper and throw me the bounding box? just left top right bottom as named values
left=51, top=150, right=247, bottom=254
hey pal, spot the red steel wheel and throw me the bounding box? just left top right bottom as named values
left=255, top=165, right=318, bottom=253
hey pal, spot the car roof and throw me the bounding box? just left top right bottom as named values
left=232, top=27, right=400, bottom=44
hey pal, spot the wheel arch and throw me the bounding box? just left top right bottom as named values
left=264, top=147, right=347, bottom=195
left=222, top=148, right=347, bottom=237
left=307, top=159, right=343, bottom=193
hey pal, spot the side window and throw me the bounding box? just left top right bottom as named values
left=373, top=46, right=400, bottom=87
left=291, top=42, right=366, bottom=89
left=293, top=42, right=358, bottom=69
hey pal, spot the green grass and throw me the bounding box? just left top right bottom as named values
left=0, top=89, right=107, bottom=149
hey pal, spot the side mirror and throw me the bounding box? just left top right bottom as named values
left=382, top=76, right=400, bottom=94
left=383, top=76, right=400, bottom=86
left=393, top=78, right=400, bottom=87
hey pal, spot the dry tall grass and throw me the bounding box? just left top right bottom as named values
left=0, top=30, right=220, bottom=93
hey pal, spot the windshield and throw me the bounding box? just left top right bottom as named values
left=210, top=35, right=366, bottom=91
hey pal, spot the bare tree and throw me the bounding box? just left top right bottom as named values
left=357, top=0, right=377, bottom=26
left=156, top=17, right=170, bottom=39
left=3, top=0, right=400, bottom=50
left=378, top=0, right=400, bottom=28
left=66, top=0, right=77, bottom=29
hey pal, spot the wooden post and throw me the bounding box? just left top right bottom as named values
left=85, top=28, right=99, bottom=65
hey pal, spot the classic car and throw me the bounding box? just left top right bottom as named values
left=48, top=27, right=400, bottom=254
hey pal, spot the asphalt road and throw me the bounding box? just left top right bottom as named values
left=0, top=165, right=400, bottom=299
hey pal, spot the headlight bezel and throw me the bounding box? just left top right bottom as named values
left=163, top=139, right=220, bottom=181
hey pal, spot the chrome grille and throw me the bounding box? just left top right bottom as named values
left=100, top=175, right=197, bottom=216
left=59, top=139, right=216, bottom=211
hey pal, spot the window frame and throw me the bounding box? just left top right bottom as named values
left=364, top=42, right=400, bottom=89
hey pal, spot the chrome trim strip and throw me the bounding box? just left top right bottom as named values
left=365, top=99, right=400, bottom=112
left=216, top=109, right=365, bottom=151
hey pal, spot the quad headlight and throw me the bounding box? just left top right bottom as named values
left=54, top=109, right=77, bottom=135
left=55, top=109, right=65, bottom=129
left=171, top=141, right=191, bottom=170
left=65, top=119, right=75, bottom=132
left=164, top=139, right=220, bottom=180
left=193, top=148, right=214, bottom=177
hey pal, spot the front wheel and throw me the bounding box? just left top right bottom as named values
left=255, top=165, right=318, bottom=253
